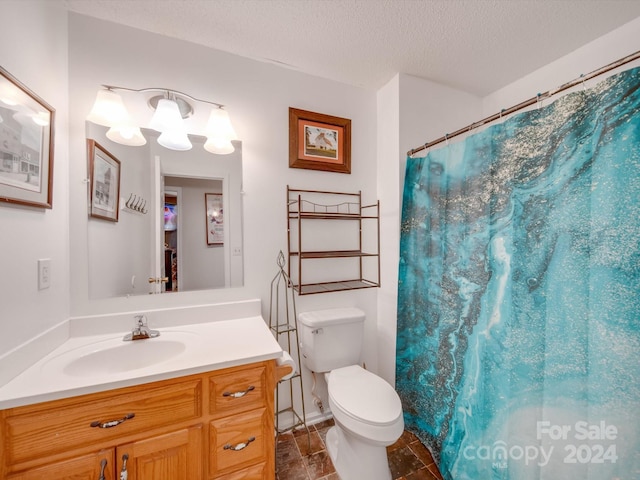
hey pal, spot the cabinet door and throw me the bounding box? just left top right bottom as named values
left=7, top=449, right=113, bottom=480
left=117, top=426, right=202, bottom=480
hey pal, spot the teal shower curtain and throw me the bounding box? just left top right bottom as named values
left=397, top=67, right=640, bottom=480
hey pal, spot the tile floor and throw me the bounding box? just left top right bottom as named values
left=275, top=419, right=444, bottom=480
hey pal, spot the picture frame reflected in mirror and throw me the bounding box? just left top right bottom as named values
left=87, top=139, right=121, bottom=222
left=205, top=192, right=224, bottom=245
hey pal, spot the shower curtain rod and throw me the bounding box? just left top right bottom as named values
left=407, top=49, right=640, bottom=157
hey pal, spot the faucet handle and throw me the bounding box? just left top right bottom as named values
left=134, top=314, right=147, bottom=327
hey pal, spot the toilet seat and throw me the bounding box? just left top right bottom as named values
left=328, top=365, right=403, bottom=426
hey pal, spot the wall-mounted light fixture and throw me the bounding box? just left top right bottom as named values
left=87, top=85, right=237, bottom=154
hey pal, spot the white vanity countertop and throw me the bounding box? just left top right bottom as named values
left=0, top=315, right=283, bottom=410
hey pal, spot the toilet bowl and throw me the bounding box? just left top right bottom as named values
left=324, top=365, right=404, bottom=480
left=297, top=308, right=404, bottom=480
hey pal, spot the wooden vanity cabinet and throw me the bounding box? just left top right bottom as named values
left=0, top=360, right=277, bottom=480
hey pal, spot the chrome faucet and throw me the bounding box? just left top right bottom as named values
left=123, top=314, right=160, bottom=341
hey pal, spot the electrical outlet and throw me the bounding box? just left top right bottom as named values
left=232, top=247, right=242, bottom=256
left=38, top=259, right=51, bottom=290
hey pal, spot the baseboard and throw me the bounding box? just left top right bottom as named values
left=276, top=408, right=334, bottom=433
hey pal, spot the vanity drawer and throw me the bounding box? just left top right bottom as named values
left=214, top=462, right=265, bottom=479
left=209, top=408, right=269, bottom=476
left=3, top=377, right=202, bottom=467
left=209, top=364, right=266, bottom=416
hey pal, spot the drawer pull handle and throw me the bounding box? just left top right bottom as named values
left=120, top=453, right=129, bottom=480
left=224, top=436, right=256, bottom=451
left=90, top=413, right=135, bottom=429
left=98, top=458, right=107, bottom=480
left=222, top=385, right=255, bottom=398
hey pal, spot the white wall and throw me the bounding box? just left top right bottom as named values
left=484, top=17, right=640, bottom=116
left=376, top=76, right=402, bottom=385
left=67, top=13, right=379, bottom=421
left=67, top=12, right=378, bottom=313
left=376, top=74, right=482, bottom=383
left=0, top=1, right=69, bottom=363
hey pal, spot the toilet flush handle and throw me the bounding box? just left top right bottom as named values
left=312, top=328, right=323, bottom=335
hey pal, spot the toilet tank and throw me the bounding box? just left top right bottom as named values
left=298, top=307, right=365, bottom=373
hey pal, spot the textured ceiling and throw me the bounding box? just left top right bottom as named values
left=63, top=0, right=640, bottom=95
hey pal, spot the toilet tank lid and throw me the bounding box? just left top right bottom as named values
left=298, top=307, right=365, bottom=327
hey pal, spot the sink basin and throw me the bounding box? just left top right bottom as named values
left=42, top=331, right=197, bottom=377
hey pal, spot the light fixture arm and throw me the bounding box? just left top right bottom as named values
left=100, top=84, right=225, bottom=109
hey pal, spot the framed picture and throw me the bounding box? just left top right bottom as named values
left=205, top=193, right=224, bottom=245
left=0, top=66, right=55, bottom=208
left=87, top=139, right=121, bottom=222
left=289, top=107, right=351, bottom=174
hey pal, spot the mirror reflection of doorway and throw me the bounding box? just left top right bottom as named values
left=163, top=176, right=226, bottom=291
left=164, top=190, right=179, bottom=291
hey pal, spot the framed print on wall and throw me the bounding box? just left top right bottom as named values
left=205, top=192, right=224, bottom=245
left=289, top=107, right=351, bottom=174
left=0, top=66, right=55, bottom=209
left=87, top=139, right=121, bottom=222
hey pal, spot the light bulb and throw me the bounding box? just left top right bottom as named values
left=87, top=89, right=128, bottom=126
left=107, top=124, right=147, bottom=146
left=204, top=136, right=235, bottom=155
left=149, top=98, right=184, bottom=132
left=205, top=107, right=236, bottom=140
left=204, top=107, right=236, bottom=154
left=157, top=129, right=192, bottom=151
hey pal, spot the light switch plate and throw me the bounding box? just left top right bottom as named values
left=38, top=259, right=51, bottom=290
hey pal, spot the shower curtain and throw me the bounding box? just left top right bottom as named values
left=396, top=67, right=640, bottom=480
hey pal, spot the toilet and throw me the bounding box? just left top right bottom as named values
left=298, top=308, right=404, bottom=480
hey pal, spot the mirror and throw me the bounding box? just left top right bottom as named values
left=86, top=122, right=243, bottom=299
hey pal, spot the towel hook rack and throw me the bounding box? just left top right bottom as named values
left=123, top=193, right=148, bottom=214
